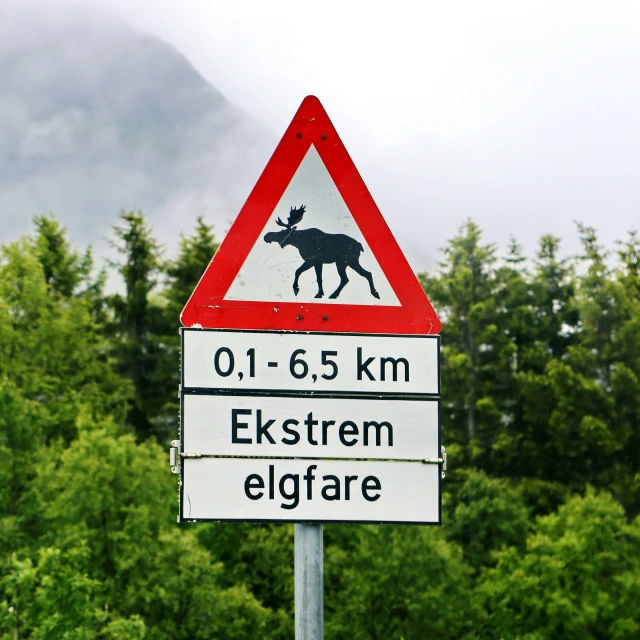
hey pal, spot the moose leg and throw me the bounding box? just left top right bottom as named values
left=313, top=263, right=324, bottom=298
left=293, top=261, right=314, bottom=296
left=348, top=260, right=380, bottom=299
left=329, top=262, right=349, bottom=299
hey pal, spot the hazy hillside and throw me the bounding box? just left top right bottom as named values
left=0, top=3, right=274, bottom=251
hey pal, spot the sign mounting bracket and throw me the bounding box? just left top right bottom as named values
left=421, top=446, right=447, bottom=478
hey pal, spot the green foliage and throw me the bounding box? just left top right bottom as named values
left=22, top=427, right=277, bottom=639
left=0, top=229, right=131, bottom=570
left=32, top=214, right=96, bottom=299
left=163, top=216, right=219, bottom=319
left=0, top=235, right=130, bottom=433
left=475, top=490, right=640, bottom=639
left=0, top=543, right=146, bottom=640
left=420, top=219, right=498, bottom=459
left=108, top=211, right=165, bottom=441
left=325, top=525, right=475, bottom=639
left=2, top=211, right=639, bottom=638
left=422, top=221, right=640, bottom=517
left=447, top=470, right=530, bottom=572
left=155, top=217, right=220, bottom=440
left=196, top=522, right=294, bottom=638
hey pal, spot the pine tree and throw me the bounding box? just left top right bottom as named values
left=489, top=234, right=578, bottom=487
left=152, top=217, right=220, bottom=440
left=481, top=237, right=534, bottom=477
left=608, top=230, right=640, bottom=514
left=164, top=216, right=219, bottom=319
left=109, top=211, right=165, bottom=441
left=32, top=214, right=93, bottom=298
left=420, top=220, right=499, bottom=466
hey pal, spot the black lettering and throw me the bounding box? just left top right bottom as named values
left=305, top=412, right=319, bottom=445
left=304, top=465, right=317, bottom=499
left=321, top=475, right=341, bottom=500
left=363, top=421, right=393, bottom=447
left=321, top=420, right=335, bottom=445
left=244, top=474, right=264, bottom=500
left=256, top=409, right=276, bottom=444
left=231, top=409, right=252, bottom=444
left=362, top=476, right=381, bottom=501
left=269, top=464, right=275, bottom=499
left=214, top=347, right=235, bottom=377
left=279, top=473, right=300, bottom=509
left=281, top=419, right=300, bottom=445
left=345, top=475, right=358, bottom=500
left=339, top=420, right=359, bottom=446
left=357, top=347, right=376, bottom=381
left=380, top=356, right=409, bottom=382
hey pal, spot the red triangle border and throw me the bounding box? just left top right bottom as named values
left=181, top=96, right=441, bottom=335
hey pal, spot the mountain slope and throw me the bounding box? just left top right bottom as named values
left=0, top=3, right=273, bottom=249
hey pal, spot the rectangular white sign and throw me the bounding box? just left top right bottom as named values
left=180, top=458, right=440, bottom=523
left=182, top=393, right=439, bottom=460
left=182, top=329, right=439, bottom=395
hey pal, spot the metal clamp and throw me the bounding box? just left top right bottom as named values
left=169, top=441, right=205, bottom=474
left=169, top=440, right=180, bottom=474
left=422, top=446, right=447, bottom=478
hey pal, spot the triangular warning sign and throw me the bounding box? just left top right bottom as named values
left=181, top=96, right=441, bottom=335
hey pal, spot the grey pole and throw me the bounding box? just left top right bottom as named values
left=295, top=523, right=324, bottom=640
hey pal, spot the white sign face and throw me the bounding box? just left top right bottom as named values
left=181, top=458, right=440, bottom=523
left=182, top=329, right=439, bottom=396
left=179, top=328, right=442, bottom=524
left=224, top=145, right=400, bottom=307
left=182, top=393, right=439, bottom=460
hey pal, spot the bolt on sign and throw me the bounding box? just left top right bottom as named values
left=172, top=96, right=444, bottom=525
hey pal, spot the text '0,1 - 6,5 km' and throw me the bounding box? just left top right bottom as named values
left=181, top=329, right=440, bottom=395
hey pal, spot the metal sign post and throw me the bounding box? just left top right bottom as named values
left=295, top=523, right=324, bottom=640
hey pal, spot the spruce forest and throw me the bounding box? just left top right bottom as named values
left=1, top=211, right=639, bottom=639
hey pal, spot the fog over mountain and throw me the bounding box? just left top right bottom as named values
left=0, top=3, right=275, bottom=255
left=3, top=1, right=639, bottom=275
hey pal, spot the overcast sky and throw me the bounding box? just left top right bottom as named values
left=10, top=0, right=640, bottom=268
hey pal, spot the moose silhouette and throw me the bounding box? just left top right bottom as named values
left=263, top=205, right=380, bottom=300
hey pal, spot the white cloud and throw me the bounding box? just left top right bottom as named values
left=4, top=0, right=640, bottom=268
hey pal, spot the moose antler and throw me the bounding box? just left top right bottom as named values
left=276, top=205, right=306, bottom=229
left=289, top=205, right=305, bottom=226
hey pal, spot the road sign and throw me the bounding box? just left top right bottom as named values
left=174, top=97, right=443, bottom=530
left=177, top=327, right=442, bottom=523
left=182, top=328, right=440, bottom=395
left=182, top=392, right=439, bottom=461
left=180, top=95, right=441, bottom=335
left=181, top=458, right=440, bottom=524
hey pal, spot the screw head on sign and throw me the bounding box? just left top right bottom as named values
left=321, top=134, right=327, bottom=140
left=296, top=132, right=302, bottom=138
left=323, top=315, right=328, bottom=320
left=297, top=314, right=304, bottom=320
